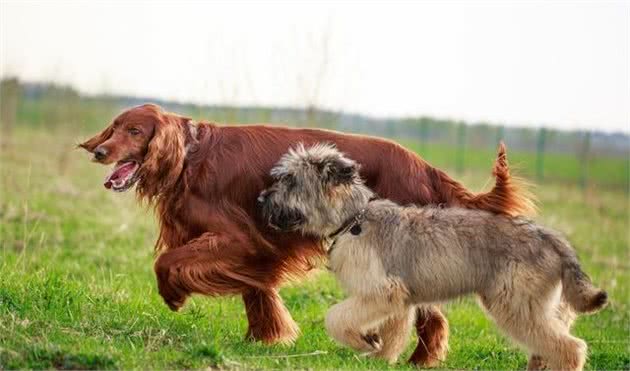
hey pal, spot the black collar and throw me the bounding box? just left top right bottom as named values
left=325, top=197, right=377, bottom=251
left=327, top=207, right=368, bottom=242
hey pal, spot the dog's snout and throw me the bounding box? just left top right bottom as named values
left=94, top=146, right=108, bottom=161
left=269, top=208, right=304, bottom=231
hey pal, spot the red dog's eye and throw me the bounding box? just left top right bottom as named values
left=128, top=128, right=141, bottom=136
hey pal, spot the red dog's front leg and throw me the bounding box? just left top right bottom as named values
left=153, top=232, right=299, bottom=344
left=154, top=232, right=242, bottom=310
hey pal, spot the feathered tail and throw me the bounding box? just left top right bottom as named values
left=432, top=142, right=537, bottom=216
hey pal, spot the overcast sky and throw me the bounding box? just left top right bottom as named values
left=1, top=1, right=628, bottom=132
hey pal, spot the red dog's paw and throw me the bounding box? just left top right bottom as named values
left=154, top=258, right=189, bottom=312
left=164, top=296, right=186, bottom=312
left=157, top=279, right=188, bottom=312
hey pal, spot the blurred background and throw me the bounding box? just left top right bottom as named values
left=1, top=1, right=628, bottom=188
left=0, top=1, right=628, bottom=369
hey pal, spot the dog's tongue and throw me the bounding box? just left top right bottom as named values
left=104, top=162, right=137, bottom=189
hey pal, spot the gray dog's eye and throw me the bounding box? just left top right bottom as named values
left=284, top=174, right=296, bottom=189
left=350, top=224, right=362, bottom=236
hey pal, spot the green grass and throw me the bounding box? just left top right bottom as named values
left=1, top=128, right=628, bottom=370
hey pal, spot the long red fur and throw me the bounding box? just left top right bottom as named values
left=81, top=104, right=536, bottom=359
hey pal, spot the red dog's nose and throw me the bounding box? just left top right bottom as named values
left=94, top=147, right=108, bottom=161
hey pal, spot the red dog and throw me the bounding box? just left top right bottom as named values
left=80, top=104, right=534, bottom=366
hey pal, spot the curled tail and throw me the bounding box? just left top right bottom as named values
left=432, top=142, right=537, bottom=216
left=562, top=260, right=608, bottom=313
left=541, top=230, right=608, bottom=313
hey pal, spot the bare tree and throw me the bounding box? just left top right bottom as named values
left=208, top=38, right=260, bottom=125
left=294, top=19, right=335, bottom=127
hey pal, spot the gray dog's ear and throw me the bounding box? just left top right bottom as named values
left=329, top=158, right=358, bottom=184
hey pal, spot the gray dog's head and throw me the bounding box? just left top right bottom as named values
left=258, top=143, right=374, bottom=237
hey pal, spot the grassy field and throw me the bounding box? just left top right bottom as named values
left=1, top=128, right=628, bottom=370
left=399, top=140, right=629, bottom=190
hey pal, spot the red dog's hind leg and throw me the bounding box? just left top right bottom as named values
left=154, top=232, right=299, bottom=344
left=243, top=288, right=299, bottom=344
left=408, top=306, right=449, bottom=367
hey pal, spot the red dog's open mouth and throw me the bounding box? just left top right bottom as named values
left=104, top=161, right=139, bottom=192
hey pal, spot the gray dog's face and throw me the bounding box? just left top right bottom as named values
left=258, top=143, right=374, bottom=237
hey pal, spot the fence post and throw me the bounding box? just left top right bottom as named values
left=386, top=119, right=395, bottom=138
left=419, top=120, right=428, bottom=154
left=496, top=125, right=505, bottom=146
left=579, top=131, right=591, bottom=190
left=456, top=122, right=466, bottom=174
left=0, top=78, right=20, bottom=149
left=536, top=127, right=546, bottom=181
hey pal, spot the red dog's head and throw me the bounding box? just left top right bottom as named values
left=80, top=104, right=187, bottom=198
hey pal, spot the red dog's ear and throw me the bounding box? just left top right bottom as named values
left=137, top=113, right=186, bottom=198
left=78, top=125, right=114, bottom=152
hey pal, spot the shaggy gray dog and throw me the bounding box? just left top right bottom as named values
left=258, top=143, right=608, bottom=370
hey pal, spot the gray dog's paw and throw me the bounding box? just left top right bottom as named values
left=361, top=333, right=382, bottom=351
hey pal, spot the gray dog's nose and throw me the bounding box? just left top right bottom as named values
left=257, top=189, right=273, bottom=204
left=94, top=147, right=108, bottom=161
left=257, top=191, right=268, bottom=204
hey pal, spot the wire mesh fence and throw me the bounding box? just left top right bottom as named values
left=1, top=79, right=628, bottom=190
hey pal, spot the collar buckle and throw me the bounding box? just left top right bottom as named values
left=325, top=207, right=368, bottom=254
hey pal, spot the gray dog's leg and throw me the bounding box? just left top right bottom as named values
left=325, top=296, right=403, bottom=353
left=371, top=307, right=415, bottom=363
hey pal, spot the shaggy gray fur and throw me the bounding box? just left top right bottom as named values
left=258, top=143, right=607, bottom=370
